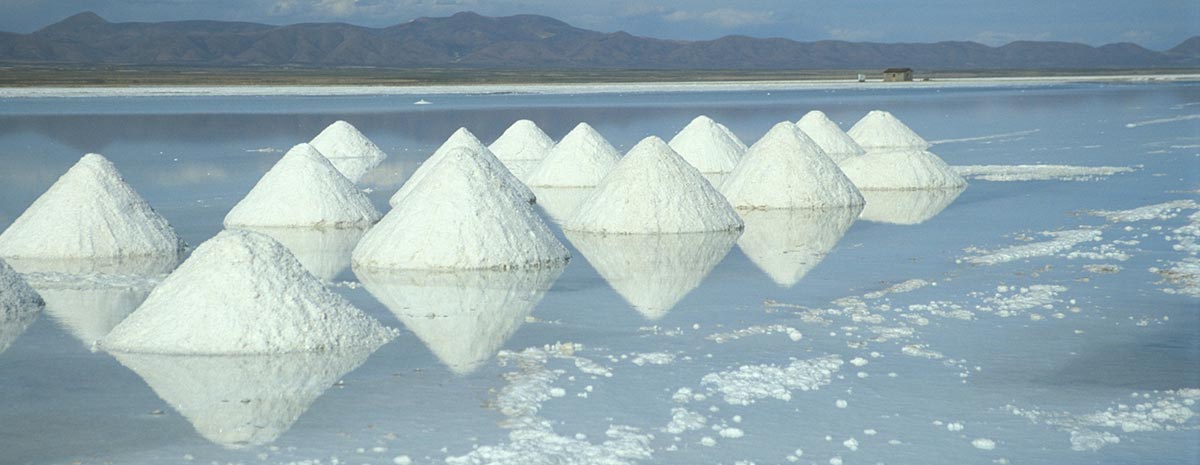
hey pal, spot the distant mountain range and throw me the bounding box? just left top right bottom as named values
left=1, top=11, right=1197, bottom=70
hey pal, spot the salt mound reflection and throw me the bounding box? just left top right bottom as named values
left=356, top=265, right=564, bottom=375
left=737, top=206, right=861, bottom=287
left=111, top=345, right=381, bottom=448
left=859, top=187, right=965, bottom=225
left=566, top=230, right=739, bottom=320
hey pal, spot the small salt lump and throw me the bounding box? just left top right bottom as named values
left=390, top=127, right=535, bottom=207
left=668, top=115, right=747, bottom=174
left=224, top=143, right=381, bottom=229
left=795, top=110, right=865, bottom=164
left=0, top=153, right=184, bottom=262
left=721, top=122, right=864, bottom=210
left=355, top=147, right=570, bottom=271
left=525, top=122, right=621, bottom=188
left=100, top=229, right=395, bottom=354
left=564, top=136, right=742, bottom=234
left=309, top=120, right=388, bottom=183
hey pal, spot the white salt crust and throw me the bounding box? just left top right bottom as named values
left=838, top=148, right=968, bottom=190
left=564, top=137, right=743, bottom=234
left=390, top=128, right=536, bottom=207
left=101, top=229, right=395, bottom=354
left=488, top=119, right=556, bottom=162
left=721, top=122, right=864, bottom=210
left=796, top=110, right=866, bottom=163
left=525, top=122, right=621, bottom=187
left=0, top=153, right=184, bottom=262
left=356, top=147, right=570, bottom=271
left=847, top=110, right=932, bottom=151
left=309, top=120, right=388, bottom=183
left=224, top=143, right=381, bottom=229
left=668, top=115, right=747, bottom=174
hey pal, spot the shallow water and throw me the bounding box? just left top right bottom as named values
left=1, top=82, right=1198, bottom=465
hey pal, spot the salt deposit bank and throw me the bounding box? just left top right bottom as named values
left=0, top=79, right=1197, bottom=465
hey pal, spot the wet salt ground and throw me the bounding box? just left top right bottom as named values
left=0, top=82, right=1198, bottom=465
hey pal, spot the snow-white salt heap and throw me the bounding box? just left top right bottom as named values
left=737, top=207, right=860, bottom=287
left=357, top=266, right=564, bottom=375
left=488, top=119, right=555, bottom=163
left=225, top=143, right=381, bottom=229
left=356, top=147, right=569, bottom=271
left=668, top=115, right=747, bottom=174
left=0, top=258, right=44, bottom=354
left=564, top=137, right=743, bottom=234
left=722, top=122, right=864, bottom=210
left=566, top=231, right=738, bottom=320
left=309, top=120, right=388, bottom=184
left=113, top=348, right=380, bottom=448
left=390, top=128, right=535, bottom=207
left=795, top=110, right=865, bottom=164
left=101, top=230, right=395, bottom=354
left=841, top=111, right=967, bottom=190
left=0, top=154, right=184, bottom=263
left=525, top=122, right=621, bottom=188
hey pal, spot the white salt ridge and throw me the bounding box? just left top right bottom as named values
left=564, top=137, right=743, bottom=234
left=357, top=147, right=569, bottom=271
left=796, top=111, right=866, bottom=163
left=101, top=230, right=395, bottom=354
left=963, top=229, right=1103, bottom=265
left=356, top=266, right=564, bottom=375
left=863, top=279, right=933, bottom=299
left=847, top=110, right=931, bottom=151
left=1008, top=389, right=1199, bottom=451
left=954, top=164, right=1136, bottom=182
left=525, top=123, right=621, bottom=187
left=1088, top=199, right=1199, bottom=223
left=309, top=120, right=388, bottom=183
left=224, top=143, right=381, bottom=229
left=839, top=148, right=967, bottom=190
left=389, top=128, right=535, bottom=206
left=0, top=258, right=44, bottom=353
left=0, top=153, right=184, bottom=262
left=737, top=207, right=859, bottom=287
left=977, top=285, right=1067, bottom=317
left=668, top=115, right=747, bottom=174
left=489, top=119, right=556, bottom=162
left=859, top=188, right=964, bottom=225
left=706, top=325, right=803, bottom=344
left=701, top=355, right=843, bottom=405
left=113, top=347, right=381, bottom=448
left=722, top=122, right=864, bottom=210
left=566, top=230, right=738, bottom=320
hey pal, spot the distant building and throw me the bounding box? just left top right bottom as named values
left=882, top=68, right=913, bottom=82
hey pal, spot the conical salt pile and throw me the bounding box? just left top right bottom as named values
left=390, top=128, right=535, bottom=207
left=564, top=137, right=743, bottom=234
left=566, top=231, right=738, bottom=320
left=0, top=153, right=184, bottom=262
left=356, top=147, right=570, bottom=271
left=112, top=348, right=380, bottom=448
left=100, top=230, right=395, bottom=354
left=847, top=110, right=932, bottom=151
left=839, top=149, right=967, bottom=190
left=796, top=111, right=865, bottom=164
left=309, top=120, right=388, bottom=183
left=737, top=207, right=860, bottom=287
left=668, top=115, right=746, bottom=174
left=722, top=122, right=864, bottom=210
left=225, top=143, right=381, bottom=229
left=488, top=119, right=555, bottom=163
left=0, top=258, right=43, bottom=353
left=357, top=266, right=564, bottom=375
left=525, top=122, right=621, bottom=188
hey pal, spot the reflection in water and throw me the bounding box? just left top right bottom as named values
left=356, top=265, right=564, bottom=375
left=565, top=231, right=739, bottom=320
left=530, top=186, right=594, bottom=224
left=0, top=299, right=40, bottom=355
left=238, top=227, right=366, bottom=281
left=737, top=206, right=861, bottom=287
left=4, top=253, right=178, bottom=277
left=859, top=187, right=965, bottom=225
left=112, top=347, right=381, bottom=449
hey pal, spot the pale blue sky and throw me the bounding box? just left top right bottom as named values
left=2, top=0, right=1196, bottom=50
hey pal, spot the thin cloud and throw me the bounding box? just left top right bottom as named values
left=663, top=8, right=775, bottom=28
